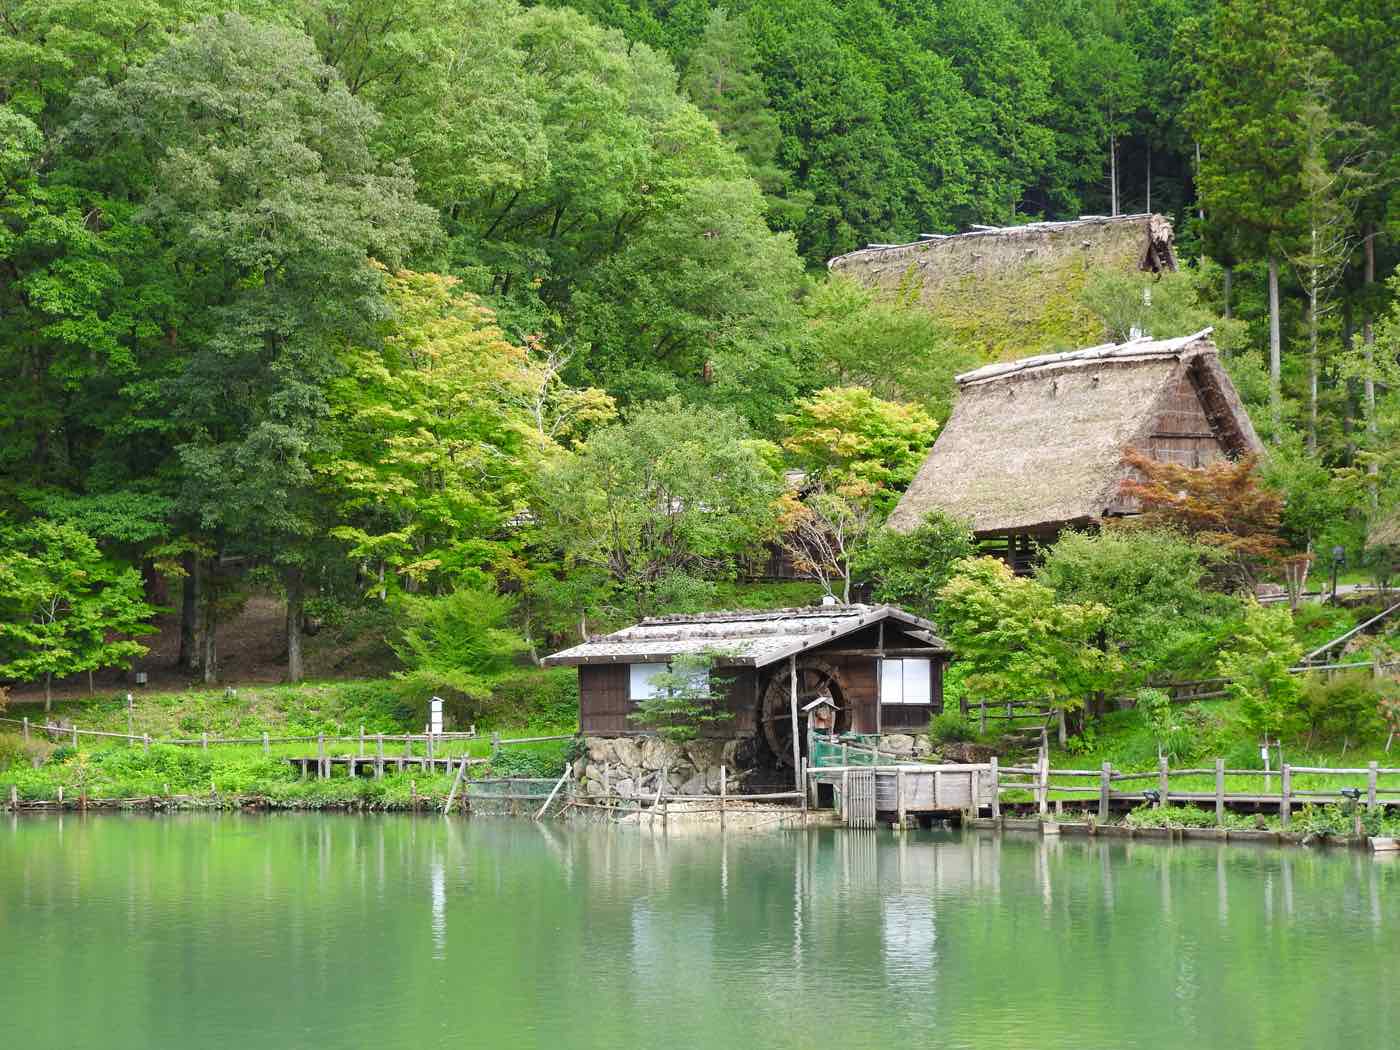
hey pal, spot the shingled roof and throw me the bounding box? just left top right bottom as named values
left=887, top=329, right=1264, bottom=537
left=542, top=605, right=948, bottom=668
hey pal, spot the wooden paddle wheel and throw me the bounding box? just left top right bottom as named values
left=758, top=658, right=848, bottom=767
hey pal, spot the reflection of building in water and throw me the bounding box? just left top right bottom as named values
left=431, top=857, right=446, bottom=959
left=882, top=895, right=936, bottom=975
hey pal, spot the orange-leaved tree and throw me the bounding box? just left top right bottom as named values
left=1117, top=449, right=1286, bottom=586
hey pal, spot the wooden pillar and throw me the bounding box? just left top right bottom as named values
left=1368, top=761, right=1379, bottom=813
left=143, top=733, right=150, bottom=753
left=896, top=767, right=907, bottom=827
left=1037, top=747, right=1048, bottom=816
left=875, top=621, right=884, bottom=739
left=1157, top=756, right=1169, bottom=809
left=359, top=726, right=365, bottom=756
left=788, top=654, right=801, bottom=792
left=799, top=758, right=808, bottom=812
left=317, top=733, right=326, bottom=780
left=1215, top=758, right=1225, bottom=826
left=1099, top=762, right=1112, bottom=822
left=22, top=717, right=28, bottom=741
left=989, top=756, right=1000, bottom=819
left=1280, top=764, right=1292, bottom=828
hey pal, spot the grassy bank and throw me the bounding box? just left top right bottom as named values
left=0, top=675, right=578, bottom=809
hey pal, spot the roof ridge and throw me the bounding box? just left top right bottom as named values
left=955, top=328, right=1214, bottom=387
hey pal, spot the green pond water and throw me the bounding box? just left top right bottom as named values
left=3, top=815, right=1398, bottom=1050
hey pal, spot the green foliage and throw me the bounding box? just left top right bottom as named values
left=0, top=520, right=157, bottom=702
left=533, top=399, right=781, bottom=616
left=1036, top=528, right=1240, bottom=688
left=484, top=668, right=580, bottom=732
left=626, top=650, right=734, bottom=744
left=1217, top=602, right=1305, bottom=745
left=1295, top=671, right=1384, bottom=751
left=390, top=586, right=527, bottom=707
left=489, top=740, right=570, bottom=779
left=929, top=710, right=976, bottom=745
left=856, top=512, right=977, bottom=621
left=779, top=386, right=937, bottom=513
left=938, top=556, right=1119, bottom=722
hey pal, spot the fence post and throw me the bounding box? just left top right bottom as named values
left=262, top=731, right=270, bottom=757
left=1157, top=756, right=1169, bottom=809
left=72, top=724, right=78, bottom=749
left=201, top=730, right=208, bottom=751
left=143, top=733, right=150, bottom=753
left=8, top=785, right=16, bottom=810
left=1099, top=762, right=1111, bottom=822
left=359, top=726, right=365, bottom=756
left=1215, top=758, right=1225, bottom=826
left=979, top=701, right=987, bottom=737
left=989, top=755, right=1000, bottom=819
left=1037, top=748, right=1048, bottom=816
left=1368, top=761, right=1379, bottom=813
left=1280, top=764, right=1292, bottom=828
left=317, top=733, right=326, bottom=780
left=896, top=767, right=907, bottom=827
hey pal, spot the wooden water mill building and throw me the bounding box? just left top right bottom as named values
left=543, top=605, right=951, bottom=771
left=886, top=329, right=1264, bottom=570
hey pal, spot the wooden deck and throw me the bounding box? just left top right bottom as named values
left=808, top=764, right=993, bottom=824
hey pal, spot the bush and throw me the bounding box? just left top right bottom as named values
left=486, top=668, right=579, bottom=730
left=0, top=734, right=25, bottom=772
left=490, top=741, right=569, bottom=779
left=929, top=710, right=975, bottom=744
left=1125, top=804, right=1218, bottom=829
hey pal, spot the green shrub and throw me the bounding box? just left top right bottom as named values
left=486, top=668, right=579, bottom=730
left=0, top=734, right=25, bottom=772
left=490, top=741, right=569, bottom=779
left=48, top=745, right=75, bottom=765
left=929, top=710, right=975, bottom=744
left=1125, top=804, right=1217, bottom=829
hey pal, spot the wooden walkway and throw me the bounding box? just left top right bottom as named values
left=286, top=754, right=488, bottom=780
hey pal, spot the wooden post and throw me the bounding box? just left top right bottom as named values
left=788, top=654, right=801, bottom=793
left=1280, top=763, right=1292, bottom=828
left=1099, top=762, right=1111, bottom=822
left=1368, top=761, right=1379, bottom=813
left=841, top=768, right=849, bottom=822
left=896, top=767, right=907, bottom=827
left=72, top=725, right=78, bottom=749
left=534, top=764, right=570, bottom=820
left=57, top=786, right=63, bottom=806
left=143, top=733, right=150, bottom=753
left=1157, top=756, right=1169, bottom=809
left=719, top=765, right=727, bottom=828
left=22, top=717, right=28, bottom=741
left=799, top=757, right=808, bottom=812
left=1037, top=748, right=1048, bottom=816
left=980, top=701, right=987, bottom=736
left=403, top=735, right=412, bottom=760
left=842, top=742, right=849, bottom=768
left=875, top=621, right=885, bottom=739
left=201, top=730, right=207, bottom=751
left=262, top=731, right=270, bottom=757
left=9, top=785, right=16, bottom=810
left=317, top=733, right=326, bottom=780
left=989, top=755, right=1000, bottom=819
left=1215, top=758, right=1225, bottom=826
left=359, top=726, right=365, bottom=756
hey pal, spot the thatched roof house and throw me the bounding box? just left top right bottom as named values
left=829, top=213, right=1176, bottom=287
left=827, top=214, right=1178, bottom=359
left=887, top=329, right=1263, bottom=556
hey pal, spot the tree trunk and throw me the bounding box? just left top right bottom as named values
left=1057, top=708, right=1067, bottom=748
left=1223, top=265, right=1233, bottom=320
left=1364, top=225, right=1378, bottom=509
left=1268, top=256, right=1282, bottom=436
left=1109, top=132, right=1119, bottom=217
left=286, top=567, right=305, bottom=684
left=45, top=673, right=52, bottom=713
left=201, top=559, right=218, bottom=685
left=177, top=552, right=198, bottom=672
left=87, top=669, right=94, bottom=696
left=1307, top=254, right=1320, bottom=455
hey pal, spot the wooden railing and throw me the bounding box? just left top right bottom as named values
left=988, top=755, right=1400, bottom=827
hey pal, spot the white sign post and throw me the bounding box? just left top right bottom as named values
left=429, top=696, right=444, bottom=737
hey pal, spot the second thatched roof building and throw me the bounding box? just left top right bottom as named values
left=887, top=329, right=1263, bottom=566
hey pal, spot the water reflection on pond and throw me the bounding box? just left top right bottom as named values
left=3, top=814, right=1396, bottom=1049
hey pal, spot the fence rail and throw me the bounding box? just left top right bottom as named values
left=989, top=754, right=1400, bottom=826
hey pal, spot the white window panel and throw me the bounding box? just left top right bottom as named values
left=629, top=663, right=669, bottom=700
left=881, top=658, right=932, bottom=704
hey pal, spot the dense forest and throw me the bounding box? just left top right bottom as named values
left=2, top=0, right=1400, bottom=705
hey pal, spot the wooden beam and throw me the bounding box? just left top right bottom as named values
left=789, top=654, right=801, bottom=792
left=819, top=647, right=947, bottom=658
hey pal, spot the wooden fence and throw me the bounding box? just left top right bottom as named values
left=988, top=754, right=1400, bottom=828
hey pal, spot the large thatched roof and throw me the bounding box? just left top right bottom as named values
left=887, top=329, right=1264, bottom=537
left=543, top=605, right=948, bottom=668
left=828, top=213, right=1176, bottom=285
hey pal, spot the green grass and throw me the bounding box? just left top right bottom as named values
left=0, top=676, right=578, bottom=807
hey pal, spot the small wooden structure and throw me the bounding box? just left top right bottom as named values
left=887, top=329, right=1263, bottom=568
left=543, top=604, right=951, bottom=772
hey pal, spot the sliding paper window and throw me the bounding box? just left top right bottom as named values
left=880, top=658, right=931, bottom=704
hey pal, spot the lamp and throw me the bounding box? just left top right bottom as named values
left=1142, top=789, right=1161, bottom=806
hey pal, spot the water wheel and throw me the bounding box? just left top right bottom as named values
left=759, top=659, right=848, bottom=767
